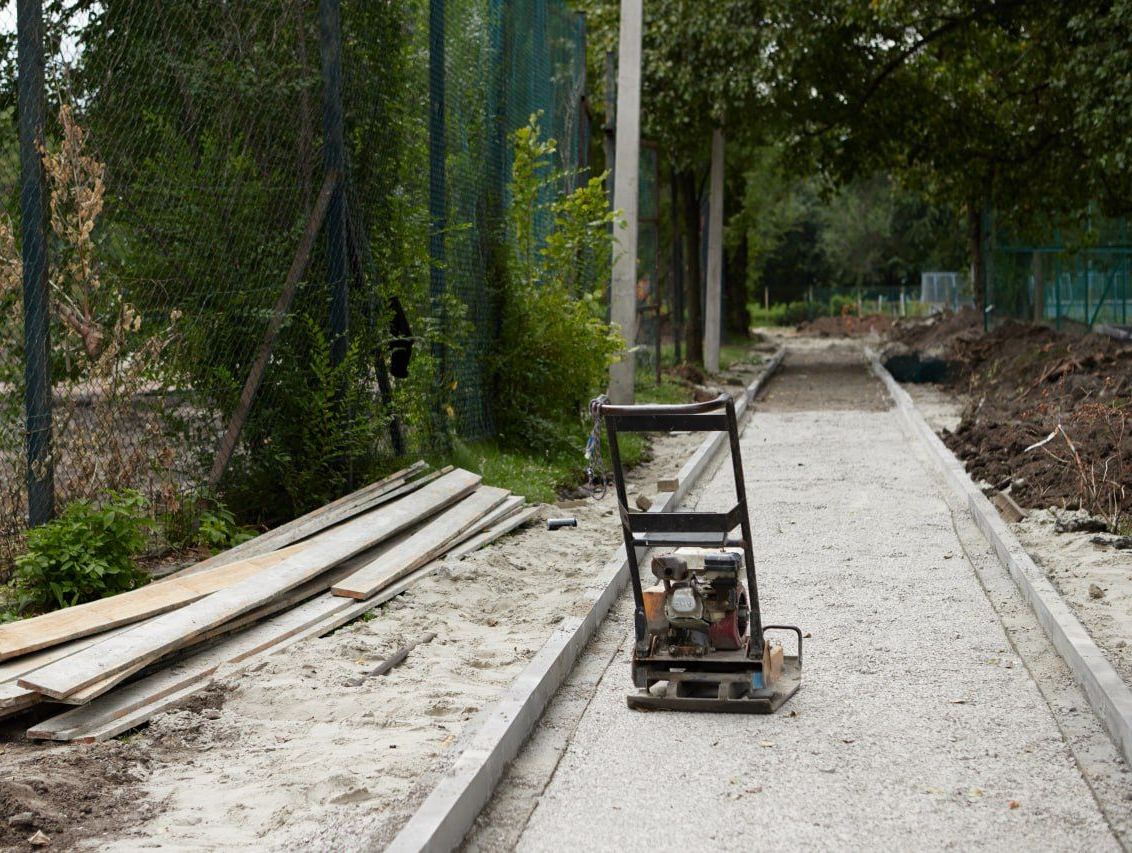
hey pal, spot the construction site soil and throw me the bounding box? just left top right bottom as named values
left=885, top=309, right=1132, bottom=525
left=795, top=313, right=894, bottom=338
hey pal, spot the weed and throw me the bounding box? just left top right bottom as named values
left=196, top=505, right=256, bottom=553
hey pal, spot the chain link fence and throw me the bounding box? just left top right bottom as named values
left=987, top=217, right=1132, bottom=332
left=0, top=0, right=587, bottom=569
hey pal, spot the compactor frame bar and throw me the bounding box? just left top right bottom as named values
left=599, top=393, right=763, bottom=658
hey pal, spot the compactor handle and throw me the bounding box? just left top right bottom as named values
left=594, top=393, right=730, bottom=417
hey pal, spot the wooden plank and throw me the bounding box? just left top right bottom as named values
left=446, top=506, right=541, bottom=560
left=0, top=622, right=133, bottom=684
left=168, top=461, right=429, bottom=580
left=27, top=594, right=351, bottom=740
left=0, top=684, right=41, bottom=719
left=0, top=543, right=308, bottom=662
left=442, top=496, right=523, bottom=553
left=52, top=544, right=379, bottom=706
left=331, top=486, right=510, bottom=600
left=0, top=680, right=39, bottom=709
left=37, top=562, right=440, bottom=743
left=19, top=469, right=482, bottom=700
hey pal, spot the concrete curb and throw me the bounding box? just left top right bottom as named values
left=386, top=347, right=786, bottom=853
left=866, top=348, right=1132, bottom=769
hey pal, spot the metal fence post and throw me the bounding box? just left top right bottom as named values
left=319, top=0, right=348, bottom=367
left=18, top=0, right=53, bottom=526
left=669, top=176, right=682, bottom=364
left=428, top=0, right=447, bottom=400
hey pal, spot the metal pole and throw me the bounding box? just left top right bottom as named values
left=608, top=0, right=642, bottom=403
left=704, top=129, right=724, bottom=374
left=18, top=0, right=52, bottom=526
left=319, top=0, right=348, bottom=367
left=428, top=0, right=447, bottom=381
left=669, top=175, right=682, bottom=364
left=603, top=50, right=615, bottom=207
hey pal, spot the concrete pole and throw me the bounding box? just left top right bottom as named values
left=608, top=0, right=642, bottom=404
left=704, top=128, right=724, bottom=374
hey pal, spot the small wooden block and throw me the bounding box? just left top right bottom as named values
left=992, top=491, right=1027, bottom=523
left=657, top=478, right=679, bottom=493
left=763, top=642, right=784, bottom=684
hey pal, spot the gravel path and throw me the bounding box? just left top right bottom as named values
left=508, top=345, right=1119, bottom=851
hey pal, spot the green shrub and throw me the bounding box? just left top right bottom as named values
left=223, top=316, right=393, bottom=524
left=196, top=504, right=256, bottom=553
left=829, top=293, right=860, bottom=316
left=13, top=490, right=152, bottom=613
left=491, top=115, right=621, bottom=452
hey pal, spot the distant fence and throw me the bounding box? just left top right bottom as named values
left=0, top=0, right=586, bottom=561
left=987, top=219, right=1132, bottom=331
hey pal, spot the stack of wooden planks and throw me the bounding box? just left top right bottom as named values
left=0, top=464, right=537, bottom=742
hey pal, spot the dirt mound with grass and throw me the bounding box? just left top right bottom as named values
left=886, top=313, right=1132, bottom=525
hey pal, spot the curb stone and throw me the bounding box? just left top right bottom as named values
left=866, top=347, right=1132, bottom=770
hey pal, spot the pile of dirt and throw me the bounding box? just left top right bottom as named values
left=886, top=306, right=983, bottom=356
left=0, top=738, right=156, bottom=851
left=797, top=314, right=894, bottom=338
left=886, top=312, right=1132, bottom=522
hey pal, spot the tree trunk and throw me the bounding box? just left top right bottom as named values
left=678, top=169, right=704, bottom=365
left=725, top=232, right=750, bottom=339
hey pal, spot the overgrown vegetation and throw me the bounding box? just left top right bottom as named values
left=490, top=115, right=621, bottom=457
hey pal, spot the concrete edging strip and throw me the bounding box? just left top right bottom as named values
left=386, top=347, right=786, bottom=852
left=866, top=348, right=1132, bottom=768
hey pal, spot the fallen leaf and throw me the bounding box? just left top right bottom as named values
left=1008, top=800, right=1021, bottom=809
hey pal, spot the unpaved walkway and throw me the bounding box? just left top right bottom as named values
left=481, top=342, right=1123, bottom=851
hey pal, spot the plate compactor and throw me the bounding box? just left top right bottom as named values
left=594, top=393, right=802, bottom=713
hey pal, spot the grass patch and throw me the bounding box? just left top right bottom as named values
left=636, top=374, right=693, bottom=405
left=719, top=343, right=759, bottom=372
left=436, top=424, right=648, bottom=505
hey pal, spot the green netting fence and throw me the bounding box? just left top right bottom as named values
left=988, top=218, right=1132, bottom=331
left=0, top=0, right=587, bottom=565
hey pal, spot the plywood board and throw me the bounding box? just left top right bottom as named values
left=331, top=486, right=509, bottom=600
left=19, top=469, right=481, bottom=699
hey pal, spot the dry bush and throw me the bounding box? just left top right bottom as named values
left=0, top=105, right=185, bottom=564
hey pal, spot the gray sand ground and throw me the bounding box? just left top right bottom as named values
left=479, top=343, right=1123, bottom=852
